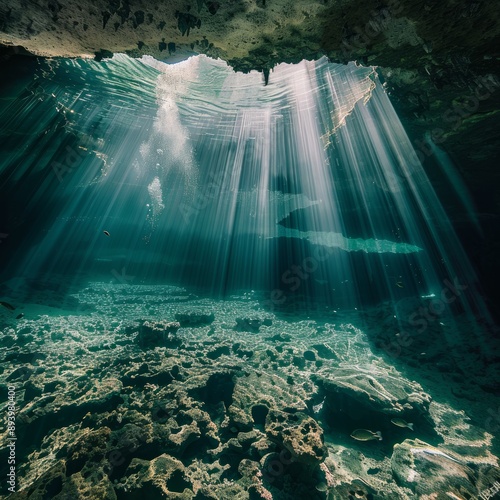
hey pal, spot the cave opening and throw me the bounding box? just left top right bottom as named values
left=0, top=52, right=498, bottom=498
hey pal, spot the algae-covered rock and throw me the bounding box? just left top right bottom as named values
left=11, top=460, right=66, bottom=498
left=109, top=423, right=153, bottom=458
left=3, top=282, right=497, bottom=499
left=229, top=371, right=309, bottom=431
left=237, top=458, right=261, bottom=480
left=66, top=427, right=111, bottom=476
left=116, top=454, right=193, bottom=498
left=59, top=469, right=117, bottom=499
left=265, top=410, right=327, bottom=467
left=328, top=477, right=378, bottom=500
left=11, top=460, right=116, bottom=499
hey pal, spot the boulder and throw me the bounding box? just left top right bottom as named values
left=391, top=439, right=477, bottom=498
left=314, top=365, right=432, bottom=431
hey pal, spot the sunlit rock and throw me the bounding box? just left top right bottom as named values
left=115, top=454, right=193, bottom=498
left=265, top=410, right=327, bottom=467
left=391, top=439, right=478, bottom=498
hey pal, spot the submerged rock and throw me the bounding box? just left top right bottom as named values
left=265, top=410, right=327, bottom=467
left=13, top=460, right=67, bottom=499
left=175, top=310, right=214, bottom=327
left=116, top=454, right=193, bottom=498
left=3, top=283, right=497, bottom=499
left=138, top=320, right=180, bottom=348
left=235, top=315, right=272, bottom=332
left=66, top=427, right=111, bottom=476
left=6, top=365, right=34, bottom=381
left=59, top=470, right=117, bottom=499
left=391, top=439, right=477, bottom=498
left=229, top=371, right=309, bottom=430
left=315, top=365, right=432, bottom=420
left=329, top=477, right=378, bottom=500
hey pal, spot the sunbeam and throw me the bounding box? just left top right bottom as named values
left=0, top=52, right=498, bottom=499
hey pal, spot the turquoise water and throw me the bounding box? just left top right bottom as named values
left=0, top=55, right=490, bottom=309
left=0, top=55, right=498, bottom=498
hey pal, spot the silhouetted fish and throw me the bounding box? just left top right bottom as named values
left=0, top=301, right=15, bottom=311
left=103, top=230, right=110, bottom=236
left=391, top=418, right=414, bottom=430
left=16, top=313, right=24, bottom=319
left=350, top=429, right=382, bottom=441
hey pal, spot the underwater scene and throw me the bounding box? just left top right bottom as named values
left=0, top=53, right=499, bottom=499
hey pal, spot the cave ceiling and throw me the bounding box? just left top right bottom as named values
left=0, top=0, right=499, bottom=208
